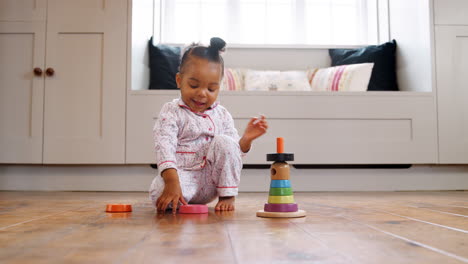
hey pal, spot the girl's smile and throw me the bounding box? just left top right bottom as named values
left=192, top=99, right=207, bottom=106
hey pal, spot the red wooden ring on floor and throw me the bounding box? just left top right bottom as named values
left=105, top=204, right=132, bottom=213
left=264, top=203, right=298, bottom=212
left=179, top=204, right=209, bottom=214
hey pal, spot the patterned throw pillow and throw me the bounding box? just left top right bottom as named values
left=221, top=68, right=245, bottom=91
left=307, top=63, right=374, bottom=91
left=277, top=71, right=311, bottom=91
left=244, top=70, right=310, bottom=91
left=244, top=70, right=280, bottom=91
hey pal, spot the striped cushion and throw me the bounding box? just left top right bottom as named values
left=221, top=68, right=245, bottom=91
left=307, top=63, right=374, bottom=91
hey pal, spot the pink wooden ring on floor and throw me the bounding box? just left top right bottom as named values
left=264, top=203, right=298, bottom=212
left=179, top=204, right=208, bottom=214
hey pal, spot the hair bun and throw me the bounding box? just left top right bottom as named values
left=209, top=37, right=226, bottom=53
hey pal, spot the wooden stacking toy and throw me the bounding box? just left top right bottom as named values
left=256, top=137, right=306, bottom=218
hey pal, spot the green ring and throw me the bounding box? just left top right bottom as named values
left=269, top=187, right=293, bottom=196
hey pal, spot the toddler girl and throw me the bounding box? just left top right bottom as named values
left=149, top=37, right=268, bottom=213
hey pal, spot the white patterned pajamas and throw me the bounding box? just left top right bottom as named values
left=149, top=98, right=243, bottom=207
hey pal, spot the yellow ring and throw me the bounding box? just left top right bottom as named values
left=268, top=195, right=295, bottom=204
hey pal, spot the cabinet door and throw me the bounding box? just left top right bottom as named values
left=0, top=21, right=46, bottom=163
left=0, top=0, right=46, bottom=21
left=43, top=0, right=127, bottom=163
left=435, top=26, right=468, bottom=163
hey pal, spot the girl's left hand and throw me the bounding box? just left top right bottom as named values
left=244, top=115, right=268, bottom=141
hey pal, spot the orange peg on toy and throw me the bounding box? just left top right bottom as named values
left=277, top=137, right=284, bottom=153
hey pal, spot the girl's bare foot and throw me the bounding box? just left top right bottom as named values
left=215, top=196, right=235, bottom=211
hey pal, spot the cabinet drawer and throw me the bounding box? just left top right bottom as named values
left=434, top=0, right=468, bottom=25
left=126, top=91, right=438, bottom=164
left=237, top=118, right=416, bottom=164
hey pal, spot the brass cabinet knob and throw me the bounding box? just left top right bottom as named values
left=45, top=68, right=55, bottom=77
left=33, top=67, right=43, bottom=76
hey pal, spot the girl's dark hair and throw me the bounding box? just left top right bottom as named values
left=179, top=37, right=226, bottom=76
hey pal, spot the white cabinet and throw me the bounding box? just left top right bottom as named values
left=433, top=1, right=468, bottom=163
left=435, top=26, right=468, bottom=163
left=0, top=0, right=46, bottom=163
left=43, top=0, right=127, bottom=164
left=0, top=0, right=127, bottom=164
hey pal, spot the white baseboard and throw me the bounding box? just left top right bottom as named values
left=1, top=165, right=468, bottom=192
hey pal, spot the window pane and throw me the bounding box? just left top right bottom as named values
left=304, top=0, right=369, bottom=45
left=162, top=0, right=228, bottom=44
left=265, top=0, right=295, bottom=44
left=200, top=0, right=228, bottom=42
left=238, top=0, right=266, bottom=44
left=159, top=0, right=377, bottom=45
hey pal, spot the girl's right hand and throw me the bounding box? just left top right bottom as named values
left=156, top=181, right=188, bottom=213
left=156, top=169, right=188, bottom=213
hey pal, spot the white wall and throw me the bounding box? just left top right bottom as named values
left=130, top=0, right=153, bottom=91
left=223, top=47, right=330, bottom=70
left=389, top=0, right=434, bottom=92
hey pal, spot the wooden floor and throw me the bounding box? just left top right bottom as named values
left=0, top=191, right=467, bottom=264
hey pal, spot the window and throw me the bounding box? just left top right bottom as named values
left=154, top=0, right=379, bottom=46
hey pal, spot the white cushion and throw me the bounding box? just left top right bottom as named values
left=244, top=70, right=310, bottom=91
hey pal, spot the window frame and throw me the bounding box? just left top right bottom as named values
left=152, top=0, right=390, bottom=48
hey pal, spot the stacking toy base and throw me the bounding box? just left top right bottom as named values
left=256, top=209, right=306, bottom=218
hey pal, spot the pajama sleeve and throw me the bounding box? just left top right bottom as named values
left=153, top=103, right=179, bottom=175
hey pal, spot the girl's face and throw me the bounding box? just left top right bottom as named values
left=176, top=57, right=222, bottom=113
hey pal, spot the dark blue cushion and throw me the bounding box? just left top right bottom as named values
left=148, top=37, right=181, bottom=90
left=329, top=40, right=398, bottom=91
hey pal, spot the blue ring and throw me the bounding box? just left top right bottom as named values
left=270, top=180, right=291, bottom=188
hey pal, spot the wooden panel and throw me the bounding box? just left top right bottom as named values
left=46, top=33, right=104, bottom=139
left=435, top=26, right=468, bottom=163
left=294, top=214, right=464, bottom=264
left=0, top=0, right=46, bottom=21
left=126, top=91, right=438, bottom=164
left=43, top=0, right=127, bottom=163
left=0, top=191, right=467, bottom=263
left=434, top=0, right=468, bottom=25
left=0, top=22, right=45, bottom=163
left=304, top=196, right=468, bottom=262
left=293, top=195, right=468, bottom=263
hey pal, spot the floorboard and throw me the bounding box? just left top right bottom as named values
left=0, top=191, right=466, bottom=264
